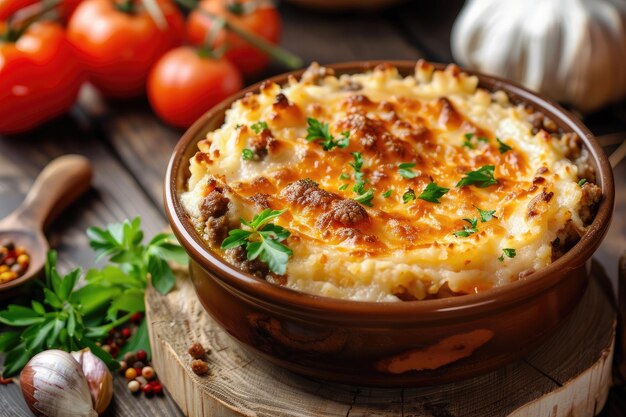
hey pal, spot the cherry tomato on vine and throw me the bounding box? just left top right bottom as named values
left=67, top=0, right=184, bottom=98
left=0, top=21, right=84, bottom=134
left=186, top=0, right=281, bottom=77
left=0, top=0, right=82, bottom=22
left=147, top=46, right=243, bottom=128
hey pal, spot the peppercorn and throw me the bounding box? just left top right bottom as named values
left=133, top=361, right=145, bottom=370
left=141, top=366, right=155, bottom=380
left=191, top=359, right=209, bottom=376
left=131, top=312, right=143, bottom=324
left=118, top=361, right=128, bottom=373
left=0, top=241, right=29, bottom=285
left=125, top=368, right=138, bottom=380
left=152, top=383, right=163, bottom=396
left=188, top=342, right=206, bottom=359
left=142, top=384, right=154, bottom=397
left=136, top=350, right=147, bottom=362
left=101, top=344, right=111, bottom=353
left=128, top=380, right=141, bottom=393
left=123, top=352, right=136, bottom=364
left=121, top=328, right=131, bottom=338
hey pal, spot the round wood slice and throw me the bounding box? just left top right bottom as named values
left=146, top=261, right=616, bottom=417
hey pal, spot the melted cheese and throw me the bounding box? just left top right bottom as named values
left=181, top=62, right=590, bottom=302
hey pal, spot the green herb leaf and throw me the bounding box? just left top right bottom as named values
left=418, top=182, right=449, bottom=203
left=578, top=178, right=587, bottom=187
left=497, top=138, right=512, bottom=154
left=306, top=118, right=349, bottom=151
left=398, top=162, right=417, bottom=179
left=147, top=256, right=176, bottom=295
left=475, top=206, right=496, bottom=222
left=354, top=189, right=374, bottom=207
left=338, top=184, right=348, bottom=191
left=221, top=210, right=292, bottom=275
left=382, top=189, right=393, bottom=198
left=339, top=172, right=350, bottom=180
left=456, top=165, right=498, bottom=188
left=242, top=148, right=255, bottom=160
left=453, top=218, right=479, bottom=237
left=250, top=121, right=269, bottom=134
left=463, top=133, right=475, bottom=149
left=499, top=248, right=517, bottom=262
left=402, top=189, right=416, bottom=204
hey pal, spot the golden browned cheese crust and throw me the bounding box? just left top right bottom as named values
left=181, top=61, right=600, bottom=301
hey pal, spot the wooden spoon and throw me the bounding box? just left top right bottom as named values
left=0, top=155, right=92, bottom=292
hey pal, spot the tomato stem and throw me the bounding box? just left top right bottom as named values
left=114, top=0, right=136, bottom=14
left=175, top=0, right=303, bottom=70
left=6, top=0, right=62, bottom=41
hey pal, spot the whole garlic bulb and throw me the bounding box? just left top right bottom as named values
left=20, top=350, right=98, bottom=417
left=451, top=0, right=626, bottom=112
left=71, top=349, right=113, bottom=415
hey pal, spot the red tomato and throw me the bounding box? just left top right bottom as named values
left=147, top=46, right=243, bottom=128
left=0, top=0, right=82, bottom=22
left=0, top=22, right=84, bottom=134
left=67, top=0, right=184, bottom=98
left=186, top=0, right=281, bottom=77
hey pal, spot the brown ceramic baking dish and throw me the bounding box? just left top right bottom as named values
left=164, top=61, right=615, bottom=387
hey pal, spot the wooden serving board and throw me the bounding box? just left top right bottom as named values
left=146, top=261, right=617, bottom=417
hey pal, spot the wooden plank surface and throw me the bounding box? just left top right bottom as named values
left=1, top=1, right=625, bottom=416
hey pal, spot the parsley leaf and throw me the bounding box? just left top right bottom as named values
left=221, top=209, right=292, bottom=275
left=475, top=206, right=496, bottom=222
left=498, top=248, right=517, bottom=262
left=306, top=118, right=349, bottom=151
left=497, top=138, right=512, bottom=154
left=578, top=178, right=587, bottom=187
left=338, top=184, right=348, bottom=191
left=463, top=133, right=475, bottom=149
left=453, top=218, right=479, bottom=237
left=398, top=162, right=417, bottom=179
left=354, top=189, right=374, bottom=207
left=402, top=189, right=416, bottom=204
left=418, top=182, right=449, bottom=203
left=339, top=172, right=350, bottom=180
left=242, top=148, right=255, bottom=160
left=456, top=165, right=498, bottom=188
left=250, top=121, right=269, bottom=134
left=382, top=189, right=393, bottom=198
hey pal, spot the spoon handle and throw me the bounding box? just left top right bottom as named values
left=12, top=155, right=93, bottom=230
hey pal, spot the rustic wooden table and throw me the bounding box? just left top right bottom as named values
left=1, top=1, right=625, bottom=416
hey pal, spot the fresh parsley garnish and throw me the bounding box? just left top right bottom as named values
left=0, top=218, right=187, bottom=377
left=242, top=148, right=255, bottom=160
left=221, top=209, right=292, bottom=275
left=497, top=138, right=512, bottom=154
left=339, top=172, right=350, bottom=180
left=354, top=189, right=374, bottom=207
left=456, top=165, right=498, bottom=188
left=453, top=218, right=479, bottom=237
left=578, top=178, right=587, bottom=187
left=398, top=162, right=417, bottom=179
left=475, top=206, right=496, bottom=222
left=402, top=189, right=416, bottom=204
left=348, top=152, right=374, bottom=205
left=498, top=248, right=516, bottom=262
left=382, top=189, right=393, bottom=198
left=418, top=182, right=449, bottom=203
left=463, top=133, right=475, bottom=149
left=338, top=184, right=348, bottom=191
left=250, top=121, right=269, bottom=134
left=305, top=117, right=349, bottom=151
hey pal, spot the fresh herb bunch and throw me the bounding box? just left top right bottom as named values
left=456, top=165, right=498, bottom=188
left=221, top=209, right=292, bottom=275
left=0, top=217, right=187, bottom=377
left=306, top=118, right=349, bottom=151
left=0, top=252, right=123, bottom=377
left=87, top=217, right=187, bottom=295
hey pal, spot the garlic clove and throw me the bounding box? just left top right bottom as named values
left=20, top=350, right=98, bottom=417
left=71, top=349, right=113, bottom=415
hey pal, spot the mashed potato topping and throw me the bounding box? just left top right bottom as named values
left=181, top=61, right=600, bottom=302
